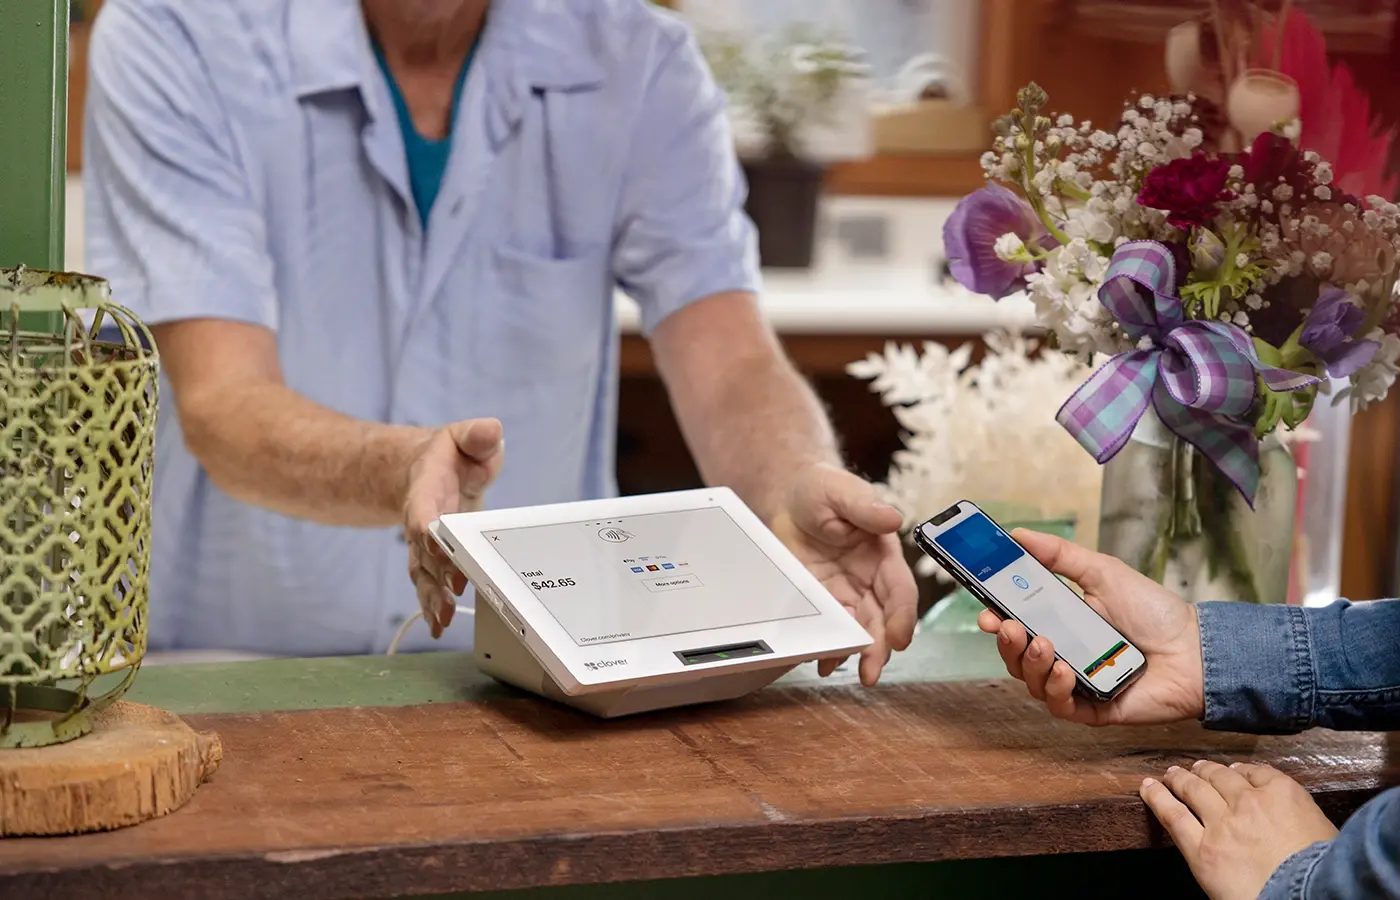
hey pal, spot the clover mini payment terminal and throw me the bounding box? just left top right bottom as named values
left=430, top=488, right=872, bottom=718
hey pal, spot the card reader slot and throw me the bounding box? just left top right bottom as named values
left=674, top=640, right=773, bottom=666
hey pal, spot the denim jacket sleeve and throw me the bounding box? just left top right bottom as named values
left=1257, top=787, right=1400, bottom=899
left=1196, top=599, right=1400, bottom=734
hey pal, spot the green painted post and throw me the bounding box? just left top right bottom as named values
left=0, top=0, right=70, bottom=333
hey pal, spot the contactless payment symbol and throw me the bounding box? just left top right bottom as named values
left=1012, top=575, right=1030, bottom=590
left=598, top=527, right=633, bottom=543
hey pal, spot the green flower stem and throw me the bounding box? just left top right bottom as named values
left=1056, top=179, right=1093, bottom=202
left=1011, top=101, right=1070, bottom=247
left=1180, top=224, right=1267, bottom=319
left=1167, top=439, right=1203, bottom=541
left=1196, top=462, right=1264, bottom=604
left=1020, top=162, right=1071, bottom=246
left=1362, top=271, right=1399, bottom=336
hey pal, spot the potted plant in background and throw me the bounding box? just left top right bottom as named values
left=702, top=27, right=867, bottom=269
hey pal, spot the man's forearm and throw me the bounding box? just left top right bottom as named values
left=670, top=351, right=840, bottom=523
left=181, top=380, right=433, bottom=528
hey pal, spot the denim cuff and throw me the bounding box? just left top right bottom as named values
left=1197, top=601, right=1315, bottom=734
left=1259, top=840, right=1332, bottom=899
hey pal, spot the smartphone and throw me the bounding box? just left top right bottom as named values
left=914, top=500, right=1146, bottom=702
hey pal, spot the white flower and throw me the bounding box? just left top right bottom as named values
left=1315, top=162, right=1334, bottom=185
left=1349, top=330, right=1400, bottom=409
left=1281, top=118, right=1302, bottom=141
left=1091, top=131, right=1117, bottom=150
left=1024, top=241, right=1121, bottom=356
left=1162, top=135, right=1195, bottom=161
left=1228, top=164, right=1245, bottom=180
left=1063, top=199, right=1118, bottom=245
left=1315, top=186, right=1332, bottom=201
left=994, top=232, right=1031, bottom=263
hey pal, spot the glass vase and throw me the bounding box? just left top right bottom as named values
left=921, top=503, right=1077, bottom=633
left=1097, top=408, right=1297, bottom=604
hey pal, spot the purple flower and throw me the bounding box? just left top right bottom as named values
left=1300, top=288, right=1380, bottom=378
left=943, top=185, right=1047, bottom=299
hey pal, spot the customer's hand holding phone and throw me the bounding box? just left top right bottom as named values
left=980, top=529, right=1206, bottom=726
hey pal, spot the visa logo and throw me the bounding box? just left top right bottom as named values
left=630, top=566, right=644, bottom=574
left=662, top=563, right=675, bottom=570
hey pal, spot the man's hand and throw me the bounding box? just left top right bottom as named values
left=769, top=463, right=917, bottom=686
left=402, top=418, right=505, bottom=638
left=977, top=529, right=1205, bottom=726
left=1141, top=760, right=1338, bottom=900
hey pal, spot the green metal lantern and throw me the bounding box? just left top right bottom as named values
left=0, top=266, right=158, bottom=748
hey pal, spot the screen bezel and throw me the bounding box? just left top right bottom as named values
left=433, top=487, right=872, bottom=693
left=914, top=500, right=1146, bottom=701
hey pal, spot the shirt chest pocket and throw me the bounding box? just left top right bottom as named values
left=470, top=243, right=612, bottom=381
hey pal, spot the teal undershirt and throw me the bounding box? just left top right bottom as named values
left=372, top=41, right=477, bottom=229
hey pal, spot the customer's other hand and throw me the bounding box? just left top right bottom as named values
left=770, top=463, right=917, bottom=686
left=403, top=418, right=505, bottom=637
left=977, top=529, right=1205, bottom=725
left=1142, top=760, right=1338, bottom=900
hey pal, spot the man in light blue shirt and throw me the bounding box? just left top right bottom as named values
left=83, top=0, right=916, bottom=683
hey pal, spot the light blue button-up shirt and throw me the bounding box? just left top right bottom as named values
left=83, top=0, right=759, bottom=655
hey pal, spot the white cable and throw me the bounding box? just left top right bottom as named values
left=386, top=605, right=475, bottom=656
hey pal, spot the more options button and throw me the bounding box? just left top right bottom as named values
left=644, top=574, right=703, bottom=593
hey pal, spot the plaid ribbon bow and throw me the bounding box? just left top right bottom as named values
left=1055, top=240, right=1318, bottom=505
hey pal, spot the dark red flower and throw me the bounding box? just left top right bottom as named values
left=1137, top=153, right=1235, bottom=229
left=1238, top=132, right=1317, bottom=203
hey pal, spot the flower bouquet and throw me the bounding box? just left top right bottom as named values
left=941, top=5, right=1400, bottom=603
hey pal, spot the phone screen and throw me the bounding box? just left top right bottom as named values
left=921, top=507, right=1145, bottom=696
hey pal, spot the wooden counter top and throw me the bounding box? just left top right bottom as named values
left=1, top=634, right=1394, bottom=900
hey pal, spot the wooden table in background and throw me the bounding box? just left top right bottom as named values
left=2, top=632, right=1395, bottom=900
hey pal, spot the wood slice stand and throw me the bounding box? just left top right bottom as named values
left=0, top=701, right=222, bottom=836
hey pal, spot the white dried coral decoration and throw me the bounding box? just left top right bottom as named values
left=848, top=330, right=1105, bottom=581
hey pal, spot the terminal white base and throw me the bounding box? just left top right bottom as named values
left=473, top=600, right=797, bottom=718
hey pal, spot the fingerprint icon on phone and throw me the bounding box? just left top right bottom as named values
left=598, top=527, right=634, bottom=543
left=1012, top=575, right=1030, bottom=589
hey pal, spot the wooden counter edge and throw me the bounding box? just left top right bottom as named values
left=0, top=785, right=1385, bottom=900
